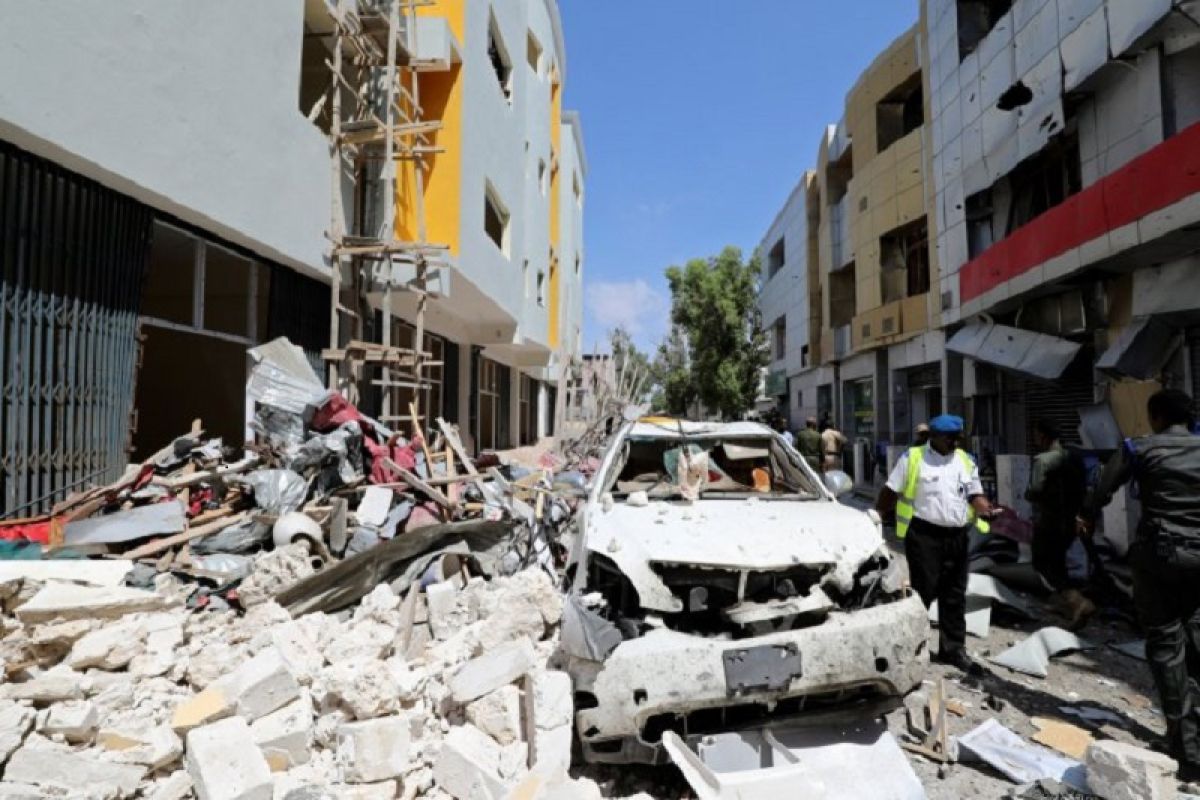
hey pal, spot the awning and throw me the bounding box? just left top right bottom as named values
left=1095, top=316, right=1177, bottom=381
left=946, top=322, right=1082, bottom=380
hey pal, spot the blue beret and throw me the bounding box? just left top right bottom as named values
left=929, top=414, right=964, bottom=434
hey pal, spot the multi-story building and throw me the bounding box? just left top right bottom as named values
left=759, top=0, right=1200, bottom=515
left=0, top=0, right=583, bottom=514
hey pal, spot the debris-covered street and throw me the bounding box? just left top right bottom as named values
left=5, top=0, right=1200, bottom=798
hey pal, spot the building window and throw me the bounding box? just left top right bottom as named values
left=957, top=0, right=1015, bottom=61
left=384, top=322, right=445, bottom=424
left=801, top=345, right=810, bottom=369
left=876, top=73, right=924, bottom=153
left=880, top=217, right=931, bottom=303
left=573, top=172, right=582, bottom=207
left=519, top=374, right=537, bottom=445
left=830, top=263, right=857, bottom=329
left=484, top=183, right=510, bottom=255
left=477, top=357, right=501, bottom=451
left=772, top=317, right=787, bottom=361
left=538, top=159, right=548, bottom=196
left=488, top=14, right=513, bottom=102
left=575, top=253, right=581, bottom=275
left=523, top=260, right=531, bottom=297
left=537, top=270, right=546, bottom=306
left=526, top=32, right=543, bottom=76
left=965, top=189, right=996, bottom=260
left=766, top=238, right=786, bottom=279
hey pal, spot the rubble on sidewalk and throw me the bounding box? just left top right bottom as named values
left=0, top=337, right=621, bottom=799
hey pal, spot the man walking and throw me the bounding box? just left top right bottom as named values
left=1078, top=389, right=1200, bottom=776
left=773, top=416, right=795, bottom=448
left=796, top=417, right=823, bottom=474
left=877, top=414, right=997, bottom=673
left=1026, top=418, right=1095, bottom=628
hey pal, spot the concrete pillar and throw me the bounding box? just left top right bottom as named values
left=536, top=382, right=549, bottom=440
left=508, top=367, right=521, bottom=449
left=457, top=341, right=472, bottom=444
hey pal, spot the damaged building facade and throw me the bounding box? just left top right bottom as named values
left=0, top=0, right=585, bottom=516
left=758, top=0, right=1200, bottom=510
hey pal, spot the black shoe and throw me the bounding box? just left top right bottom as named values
left=936, top=649, right=984, bottom=676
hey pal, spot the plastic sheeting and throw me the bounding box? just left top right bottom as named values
left=242, top=470, right=307, bottom=515
left=560, top=594, right=623, bottom=662
left=191, top=518, right=271, bottom=555
left=247, top=337, right=333, bottom=417
left=957, top=718, right=1087, bottom=789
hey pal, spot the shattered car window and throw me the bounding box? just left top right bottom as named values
left=610, top=436, right=822, bottom=499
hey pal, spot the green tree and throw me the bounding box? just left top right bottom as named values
left=608, top=326, right=654, bottom=404
left=652, top=324, right=694, bottom=415
left=665, top=246, right=768, bottom=419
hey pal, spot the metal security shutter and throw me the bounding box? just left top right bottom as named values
left=1, top=140, right=152, bottom=516
left=267, top=263, right=331, bottom=375
left=1020, top=374, right=1094, bottom=446
left=1188, top=328, right=1200, bottom=415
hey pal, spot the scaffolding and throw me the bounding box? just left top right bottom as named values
left=317, top=0, right=449, bottom=432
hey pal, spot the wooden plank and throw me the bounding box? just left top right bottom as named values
left=381, top=458, right=455, bottom=512
left=119, top=511, right=249, bottom=561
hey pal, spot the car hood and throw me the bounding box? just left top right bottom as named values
left=585, top=497, right=884, bottom=613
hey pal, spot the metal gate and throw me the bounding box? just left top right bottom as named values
left=1, top=141, right=151, bottom=516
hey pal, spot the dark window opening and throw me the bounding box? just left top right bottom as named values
left=957, top=0, right=1015, bottom=61
left=876, top=73, right=925, bottom=153
left=772, top=317, right=787, bottom=361
left=484, top=186, right=509, bottom=254
left=766, top=238, right=786, bottom=279
left=801, top=345, right=810, bottom=369
left=488, top=15, right=512, bottom=101
left=966, top=189, right=996, bottom=260
left=830, top=263, right=857, bottom=329
left=880, top=217, right=931, bottom=303
left=1007, top=129, right=1081, bottom=233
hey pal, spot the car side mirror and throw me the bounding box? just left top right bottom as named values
left=823, top=470, right=854, bottom=498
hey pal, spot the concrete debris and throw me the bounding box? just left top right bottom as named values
left=1086, top=740, right=1178, bottom=800
left=15, top=582, right=176, bottom=624
left=467, top=685, right=523, bottom=745
left=186, top=717, right=273, bottom=800
left=39, top=699, right=98, bottom=742
left=5, top=734, right=148, bottom=798
left=0, top=560, right=134, bottom=587
left=0, top=702, right=35, bottom=764
left=250, top=695, right=314, bottom=770
left=434, top=723, right=509, bottom=800
left=990, top=627, right=1093, bottom=679
left=336, top=715, right=411, bottom=783
left=451, top=638, right=538, bottom=703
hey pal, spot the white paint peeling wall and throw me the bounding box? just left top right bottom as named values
left=925, top=0, right=1180, bottom=323
left=757, top=177, right=811, bottom=382
left=0, top=0, right=330, bottom=279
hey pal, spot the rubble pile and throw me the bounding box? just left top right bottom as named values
left=0, top=337, right=621, bottom=799
left=0, top=564, right=608, bottom=798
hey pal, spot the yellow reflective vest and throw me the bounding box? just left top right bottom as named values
left=895, top=446, right=991, bottom=539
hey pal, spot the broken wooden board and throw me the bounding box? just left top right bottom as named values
left=1031, top=718, right=1095, bottom=760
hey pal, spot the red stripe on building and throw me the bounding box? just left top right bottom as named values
left=959, top=121, right=1200, bottom=303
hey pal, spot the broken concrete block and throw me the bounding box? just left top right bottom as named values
left=145, top=770, right=193, bottom=800
left=97, top=724, right=184, bottom=770
left=450, top=638, right=537, bottom=703
left=318, top=660, right=399, bottom=721
left=356, top=487, right=392, bottom=528
left=0, top=782, right=54, bottom=800
left=40, top=700, right=97, bottom=743
left=426, top=581, right=461, bottom=641
left=224, top=647, right=303, bottom=722
left=0, top=702, right=35, bottom=764
left=322, top=620, right=395, bottom=664
left=251, top=695, right=314, bottom=771
left=186, top=717, right=273, bottom=800
left=66, top=618, right=145, bottom=670
left=507, top=570, right=563, bottom=626
left=253, top=620, right=325, bottom=686
left=15, top=582, right=174, bottom=624
left=130, top=614, right=185, bottom=677
left=1086, top=740, right=1178, bottom=800
left=2, top=665, right=87, bottom=704
left=336, top=716, right=411, bottom=784
left=0, top=560, right=134, bottom=588
left=171, top=684, right=234, bottom=733
left=530, top=671, right=572, bottom=732
left=476, top=594, right=545, bottom=652
left=332, top=781, right=398, bottom=799
left=28, top=619, right=96, bottom=652
left=4, top=735, right=147, bottom=798
left=433, top=723, right=507, bottom=800
left=531, top=724, right=573, bottom=779
left=466, top=685, right=522, bottom=746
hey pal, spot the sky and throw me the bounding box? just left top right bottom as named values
left=559, top=0, right=921, bottom=354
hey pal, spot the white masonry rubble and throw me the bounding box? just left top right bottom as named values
left=0, top=557, right=625, bottom=799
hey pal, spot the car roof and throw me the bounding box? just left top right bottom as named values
left=627, top=418, right=774, bottom=439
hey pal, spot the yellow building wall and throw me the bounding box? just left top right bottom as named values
left=395, top=0, right=465, bottom=255
left=548, top=74, right=562, bottom=349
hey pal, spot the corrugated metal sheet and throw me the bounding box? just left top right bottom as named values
left=1, top=140, right=151, bottom=516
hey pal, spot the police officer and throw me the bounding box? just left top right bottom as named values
left=1077, top=389, right=1200, bottom=775
left=796, top=416, right=823, bottom=474
left=876, top=414, right=997, bottom=673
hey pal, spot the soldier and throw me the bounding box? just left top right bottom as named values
left=1078, top=389, right=1200, bottom=776
left=796, top=416, right=823, bottom=474
left=877, top=414, right=997, bottom=673
left=1026, top=418, right=1095, bottom=628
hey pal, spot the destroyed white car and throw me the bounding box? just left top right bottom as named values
left=561, top=419, right=929, bottom=765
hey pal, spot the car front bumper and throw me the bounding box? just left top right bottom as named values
left=575, top=593, right=930, bottom=765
